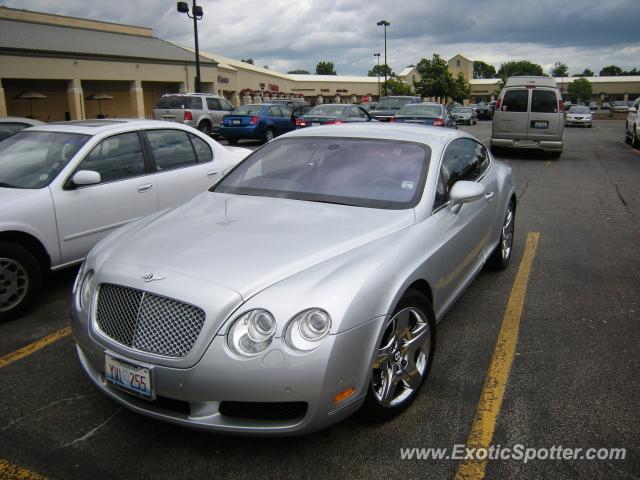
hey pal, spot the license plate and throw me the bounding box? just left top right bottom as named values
left=105, top=353, right=153, bottom=399
left=532, top=121, right=548, bottom=129
left=312, top=122, right=319, bottom=127
left=232, top=120, right=241, bottom=125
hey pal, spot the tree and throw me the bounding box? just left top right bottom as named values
left=551, top=62, right=569, bottom=77
left=368, top=64, right=394, bottom=77
left=473, top=60, right=496, bottom=79
left=414, top=54, right=453, bottom=100
left=496, top=60, right=544, bottom=81
left=287, top=69, right=310, bottom=74
left=625, top=67, right=639, bottom=75
left=240, top=58, right=254, bottom=65
left=600, top=65, right=623, bottom=76
left=381, top=78, right=412, bottom=95
left=451, top=73, right=471, bottom=103
left=567, top=77, right=593, bottom=102
left=573, top=68, right=594, bottom=77
left=316, top=61, right=337, bottom=75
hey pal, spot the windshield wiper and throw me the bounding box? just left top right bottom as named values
left=0, top=181, right=19, bottom=188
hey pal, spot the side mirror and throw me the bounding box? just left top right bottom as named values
left=72, top=170, right=101, bottom=186
left=449, top=181, right=486, bottom=212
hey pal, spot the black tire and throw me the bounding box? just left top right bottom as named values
left=633, top=129, right=640, bottom=149
left=624, top=125, right=632, bottom=144
left=226, top=137, right=238, bottom=145
left=197, top=121, right=212, bottom=136
left=360, top=289, right=436, bottom=422
left=487, top=200, right=516, bottom=270
left=548, top=151, right=562, bottom=159
left=264, top=128, right=275, bottom=143
left=0, top=242, right=43, bottom=322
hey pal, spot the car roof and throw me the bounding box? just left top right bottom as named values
left=280, top=123, right=472, bottom=149
left=22, top=119, right=193, bottom=135
left=0, top=116, right=44, bottom=125
left=505, top=76, right=558, bottom=88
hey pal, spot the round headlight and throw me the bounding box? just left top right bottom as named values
left=228, top=309, right=276, bottom=357
left=286, top=309, right=331, bottom=352
left=79, top=270, right=94, bottom=310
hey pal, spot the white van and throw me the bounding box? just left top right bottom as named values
left=491, top=76, right=565, bottom=158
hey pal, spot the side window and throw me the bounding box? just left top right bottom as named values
left=146, top=129, right=198, bottom=171
left=501, top=89, right=529, bottom=112
left=278, top=106, right=292, bottom=117
left=531, top=90, right=559, bottom=113
left=188, top=97, right=204, bottom=110
left=220, top=98, right=234, bottom=111
left=188, top=133, right=213, bottom=163
left=206, top=98, right=222, bottom=111
left=268, top=106, right=280, bottom=117
left=78, top=132, right=146, bottom=183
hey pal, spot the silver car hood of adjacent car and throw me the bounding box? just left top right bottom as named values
left=104, top=191, right=416, bottom=300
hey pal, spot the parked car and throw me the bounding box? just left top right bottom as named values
left=0, top=117, right=44, bottom=141
left=451, top=106, right=477, bottom=125
left=359, top=102, right=377, bottom=112
left=0, top=119, right=251, bottom=320
left=468, top=103, right=479, bottom=114
left=491, top=76, right=564, bottom=157
left=296, top=104, right=372, bottom=128
left=589, top=101, right=598, bottom=111
left=625, top=97, right=640, bottom=147
left=602, top=102, right=611, bottom=110
left=263, top=99, right=309, bottom=110
left=220, top=104, right=295, bottom=144
left=392, top=102, right=456, bottom=128
left=71, top=123, right=516, bottom=435
left=476, top=102, right=493, bottom=120
left=370, top=96, right=422, bottom=122
left=565, top=106, right=593, bottom=127
left=153, top=93, right=235, bottom=136
left=612, top=101, right=630, bottom=113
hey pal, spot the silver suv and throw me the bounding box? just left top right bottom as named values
left=153, top=93, right=234, bottom=136
left=491, top=76, right=564, bottom=158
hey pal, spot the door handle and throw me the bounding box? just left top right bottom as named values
left=207, top=170, right=219, bottom=177
left=485, top=191, right=495, bottom=202
left=137, top=183, right=153, bottom=193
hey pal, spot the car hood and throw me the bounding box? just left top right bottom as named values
left=104, top=192, right=416, bottom=299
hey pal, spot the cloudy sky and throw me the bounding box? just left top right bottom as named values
left=2, top=0, right=639, bottom=76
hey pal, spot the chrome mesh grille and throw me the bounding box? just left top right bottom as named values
left=96, top=284, right=206, bottom=358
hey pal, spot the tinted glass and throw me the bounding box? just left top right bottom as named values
left=268, top=106, right=281, bottom=117
left=398, top=105, right=442, bottom=116
left=214, top=138, right=430, bottom=209
left=0, top=122, right=29, bottom=141
left=377, top=97, right=416, bottom=109
left=307, top=105, right=347, bottom=116
left=531, top=90, right=558, bottom=113
left=569, top=106, right=590, bottom=114
left=278, top=106, right=292, bottom=117
left=220, top=99, right=234, bottom=111
left=189, top=133, right=213, bottom=163
left=436, top=138, right=490, bottom=207
left=206, top=98, right=222, bottom=110
left=78, top=132, right=145, bottom=183
left=0, top=131, right=89, bottom=189
left=235, top=104, right=264, bottom=115
left=155, top=96, right=203, bottom=110
left=452, top=107, right=472, bottom=113
left=146, top=130, right=198, bottom=171
left=502, top=90, right=529, bottom=112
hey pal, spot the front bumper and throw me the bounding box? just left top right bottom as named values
left=73, top=302, right=385, bottom=436
left=565, top=117, right=592, bottom=126
left=491, top=137, right=563, bottom=152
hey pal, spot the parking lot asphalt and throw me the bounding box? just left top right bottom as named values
left=1, top=120, right=639, bottom=480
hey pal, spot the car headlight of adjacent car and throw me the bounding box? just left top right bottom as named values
left=285, top=309, right=332, bottom=352
left=78, top=269, right=95, bottom=311
left=228, top=309, right=277, bottom=357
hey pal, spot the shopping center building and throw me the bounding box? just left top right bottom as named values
left=1, top=6, right=638, bottom=121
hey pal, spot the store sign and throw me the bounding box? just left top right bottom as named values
left=217, top=76, right=230, bottom=84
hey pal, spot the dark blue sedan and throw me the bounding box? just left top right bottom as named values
left=220, top=104, right=295, bottom=144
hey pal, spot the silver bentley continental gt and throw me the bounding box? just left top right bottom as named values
left=71, top=124, right=516, bottom=435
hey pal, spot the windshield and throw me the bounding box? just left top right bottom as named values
left=569, top=106, right=590, bottom=114
left=233, top=104, right=264, bottom=115
left=377, top=98, right=414, bottom=109
left=613, top=101, right=626, bottom=106
left=213, top=137, right=430, bottom=209
left=453, top=107, right=471, bottom=113
left=0, top=131, right=89, bottom=189
left=397, top=104, right=442, bottom=116
left=307, top=105, right=347, bottom=116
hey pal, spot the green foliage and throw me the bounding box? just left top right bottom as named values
left=316, top=61, right=337, bottom=75
left=496, top=60, right=545, bottom=81
left=287, top=69, right=309, bottom=74
left=599, top=65, right=623, bottom=76
left=551, top=62, right=569, bottom=77
left=473, top=60, right=496, bottom=79
left=567, top=78, right=593, bottom=102
left=368, top=64, right=394, bottom=77
left=414, top=54, right=452, bottom=99
left=240, top=58, right=254, bottom=65
left=573, top=68, right=594, bottom=77
left=452, top=73, right=471, bottom=103
left=382, top=78, right=413, bottom=95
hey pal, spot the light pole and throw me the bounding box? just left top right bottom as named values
left=376, top=20, right=390, bottom=96
left=177, top=1, right=204, bottom=92
left=373, top=52, right=381, bottom=99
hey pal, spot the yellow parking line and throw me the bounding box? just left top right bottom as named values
left=0, top=458, right=46, bottom=479
left=454, top=232, right=540, bottom=480
left=0, top=326, right=71, bottom=370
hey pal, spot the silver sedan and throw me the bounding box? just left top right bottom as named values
left=72, top=124, right=516, bottom=435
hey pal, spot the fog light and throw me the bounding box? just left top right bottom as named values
left=333, top=387, right=355, bottom=404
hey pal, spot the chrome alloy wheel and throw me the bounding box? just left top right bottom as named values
left=501, top=204, right=515, bottom=261
left=0, top=258, right=29, bottom=312
left=372, top=307, right=432, bottom=407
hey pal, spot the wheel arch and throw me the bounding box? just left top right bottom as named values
left=0, top=231, right=51, bottom=271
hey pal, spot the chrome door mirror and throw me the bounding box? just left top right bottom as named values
left=449, top=181, right=486, bottom=212
left=72, top=170, right=101, bottom=186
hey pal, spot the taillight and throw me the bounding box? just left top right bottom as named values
left=250, top=116, right=260, bottom=125
left=324, top=120, right=342, bottom=125
left=559, top=100, right=564, bottom=113
left=295, top=118, right=307, bottom=127
left=495, top=99, right=502, bottom=110
left=390, top=116, right=396, bottom=123
left=433, top=117, right=443, bottom=127
left=183, top=111, right=193, bottom=121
